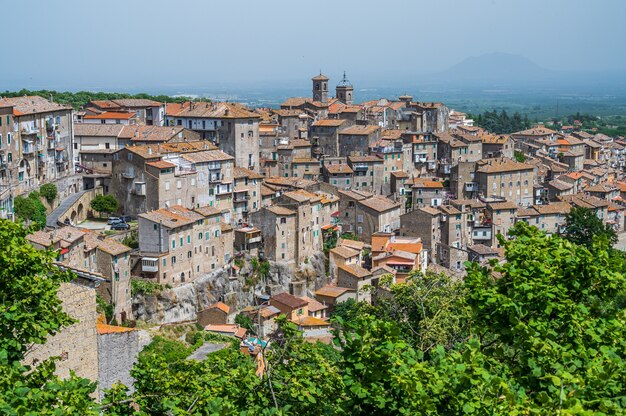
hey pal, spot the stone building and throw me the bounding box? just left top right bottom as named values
left=250, top=205, right=297, bottom=263
left=0, top=96, right=75, bottom=214
left=85, top=98, right=164, bottom=126
left=399, top=207, right=441, bottom=264
left=335, top=72, right=354, bottom=105
left=137, top=205, right=233, bottom=286
left=347, top=155, right=384, bottom=194
left=437, top=204, right=468, bottom=271
left=97, top=323, right=139, bottom=399
left=111, top=141, right=235, bottom=219
left=165, top=101, right=260, bottom=172
left=270, top=292, right=309, bottom=321
left=198, top=302, right=232, bottom=326
left=337, top=264, right=373, bottom=302
left=232, top=166, right=263, bottom=225
left=309, top=119, right=347, bottom=158
left=338, top=189, right=401, bottom=243
left=475, top=157, right=536, bottom=206
left=23, top=270, right=103, bottom=386
left=337, top=125, right=381, bottom=157
left=322, top=163, right=354, bottom=190
left=486, top=200, right=519, bottom=247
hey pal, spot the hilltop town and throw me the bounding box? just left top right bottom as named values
left=2, top=72, right=626, bottom=402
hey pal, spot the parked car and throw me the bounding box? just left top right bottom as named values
left=107, top=217, right=122, bottom=225
left=120, top=215, right=132, bottom=223
left=110, top=222, right=130, bottom=230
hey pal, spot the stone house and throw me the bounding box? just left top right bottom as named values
left=165, top=101, right=261, bottom=172
left=486, top=200, right=519, bottom=247
left=337, top=264, right=373, bottom=303
left=369, top=138, right=404, bottom=193
left=337, top=125, right=381, bottom=157
left=314, top=285, right=356, bottom=313
left=516, top=202, right=571, bottom=235
left=309, top=119, right=348, bottom=157
left=250, top=205, right=297, bottom=263
left=475, top=157, right=536, bottom=206
left=410, top=178, right=445, bottom=208
left=400, top=206, right=441, bottom=265
left=347, top=155, right=384, bottom=194
left=137, top=205, right=233, bottom=286
left=270, top=292, right=309, bottom=321
left=96, top=323, right=139, bottom=400
left=338, top=189, right=401, bottom=243
left=85, top=98, right=164, bottom=126
left=329, top=245, right=361, bottom=279
left=323, top=163, right=354, bottom=190
left=198, top=302, right=232, bottom=327
left=232, top=166, right=263, bottom=224
left=437, top=204, right=468, bottom=271
left=480, top=133, right=514, bottom=159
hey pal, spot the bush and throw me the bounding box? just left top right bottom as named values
left=96, top=294, right=114, bottom=323
left=121, top=230, right=138, bottom=249
left=90, top=194, right=119, bottom=215
left=14, top=192, right=47, bottom=230
left=140, top=336, right=193, bottom=363
left=130, top=279, right=163, bottom=296
left=40, top=183, right=57, bottom=202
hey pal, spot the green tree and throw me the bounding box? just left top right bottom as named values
left=513, top=150, right=526, bottom=163
left=563, top=206, right=617, bottom=248
left=91, top=194, right=119, bottom=216
left=0, top=219, right=97, bottom=413
left=13, top=192, right=47, bottom=230
left=234, top=313, right=255, bottom=335
left=39, top=183, right=58, bottom=202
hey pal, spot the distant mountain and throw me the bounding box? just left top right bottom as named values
left=429, top=53, right=553, bottom=85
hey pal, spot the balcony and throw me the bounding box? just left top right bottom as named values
left=121, top=170, right=135, bottom=179
left=208, top=162, right=221, bottom=170
left=209, top=173, right=223, bottom=183
left=234, top=193, right=249, bottom=203
left=414, top=154, right=428, bottom=163
left=141, top=258, right=159, bottom=273
left=353, top=164, right=368, bottom=171
left=22, top=142, right=35, bottom=155
left=21, top=125, right=39, bottom=135
left=465, top=182, right=478, bottom=192
left=215, top=186, right=231, bottom=195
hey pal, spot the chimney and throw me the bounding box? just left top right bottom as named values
left=147, top=146, right=152, bottom=155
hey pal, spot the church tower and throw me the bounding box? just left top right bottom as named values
left=336, top=71, right=354, bottom=105
left=312, top=72, right=329, bottom=104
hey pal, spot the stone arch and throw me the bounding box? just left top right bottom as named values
left=77, top=203, right=84, bottom=219
left=70, top=210, right=77, bottom=223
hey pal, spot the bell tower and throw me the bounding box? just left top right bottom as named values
left=336, top=71, right=354, bottom=105
left=312, top=72, right=329, bottom=104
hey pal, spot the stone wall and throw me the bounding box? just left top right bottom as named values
left=97, top=329, right=139, bottom=399
left=23, top=279, right=99, bottom=383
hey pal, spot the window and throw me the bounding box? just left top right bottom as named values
left=171, top=256, right=177, bottom=265
left=163, top=258, right=167, bottom=267
left=180, top=237, right=183, bottom=246
left=153, top=223, right=158, bottom=231
left=198, top=232, right=203, bottom=240
left=280, top=217, right=286, bottom=224
left=187, top=235, right=191, bottom=244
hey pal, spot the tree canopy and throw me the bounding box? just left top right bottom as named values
left=471, top=110, right=531, bottom=134
left=13, top=192, right=47, bottom=230
left=563, top=206, right=618, bottom=249
left=91, top=195, right=119, bottom=215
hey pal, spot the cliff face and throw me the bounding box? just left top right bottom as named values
left=132, top=251, right=329, bottom=324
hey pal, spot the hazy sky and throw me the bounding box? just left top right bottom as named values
left=2, top=0, right=626, bottom=91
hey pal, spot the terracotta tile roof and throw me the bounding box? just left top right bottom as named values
left=559, top=193, right=610, bottom=209
left=292, top=157, right=319, bottom=164
left=533, top=202, right=571, bottom=215
left=548, top=179, right=574, bottom=191
left=261, top=184, right=277, bottom=197
left=325, top=164, right=353, bottom=174
left=272, top=109, right=304, bottom=117
left=418, top=206, right=441, bottom=216
left=348, top=155, right=382, bottom=163
left=586, top=183, right=617, bottom=193
left=232, top=166, right=264, bottom=180
left=301, top=296, right=328, bottom=313
left=386, top=241, right=423, bottom=254
left=221, top=222, right=233, bottom=233
left=194, top=205, right=223, bottom=217
left=468, top=244, right=499, bottom=256
left=181, top=149, right=233, bottom=164
left=146, top=160, right=176, bottom=169
left=330, top=245, right=360, bottom=259
left=266, top=205, right=296, bottom=216
left=312, top=119, right=346, bottom=127
left=170, top=101, right=259, bottom=119
left=111, top=98, right=162, bottom=107
left=271, top=292, right=308, bottom=309
left=84, top=111, right=135, bottom=120
left=0, top=96, right=72, bottom=115
left=263, top=176, right=316, bottom=189
left=282, top=189, right=321, bottom=203
left=82, top=232, right=131, bottom=256
left=125, top=140, right=218, bottom=159
left=315, top=285, right=352, bottom=298
left=437, top=205, right=462, bottom=215
left=487, top=201, right=519, bottom=211
left=139, top=205, right=202, bottom=228
left=312, top=74, right=329, bottom=81
left=339, top=125, right=380, bottom=135
left=27, top=226, right=85, bottom=248
left=88, top=100, right=121, bottom=110
left=205, top=301, right=230, bottom=314
left=411, top=178, right=444, bottom=189
left=96, top=323, right=136, bottom=335
left=291, top=315, right=330, bottom=327
left=205, top=324, right=247, bottom=339
left=338, top=189, right=372, bottom=201
left=381, top=129, right=404, bottom=140
left=74, top=124, right=125, bottom=137
left=476, top=157, right=534, bottom=174
left=338, top=264, right=372, bottom=279
left=512, top=127, right=557, bottom=136
left=122, top=125, right=188, bottom=142
left=359, top=195, right=401, bottom=213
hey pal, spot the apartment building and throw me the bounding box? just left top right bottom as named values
left=0, top=96, right=75, bottom=206
left=166, top=102, right=260, bottom=172
left=137, top=205, right=233, bottom=285
left=409, top=132, right=438, bottom=174
left=369, top=138, right=405, bottom=193
left=337, top=125, right=380, bottom=157
left=338, top=189, right=401, bottom=243
left=437, top=204, right=468, bottom=271
left=486, top=200, right=519, bottom=247
left=111, top=141, right=235, bottom=219
left=323, top=163, right=353, bottom=190
left=410, top=178, right=445, bottom=208
left=232, top=167, right=263, bottom=224
left=277, top=139, right=319, bottom=179
left=251, top=204, right=298, bottom=263
left=272, top=109, right=310, bottom=139
left=399, top=207, right=441, bottom=265
left=475, top=157, right=536, bottom=206
left=309, top=119, right=347, bottom=157
left=516, top=202, right=571, bottom=235
left=347, top=155, right=384, bottom=194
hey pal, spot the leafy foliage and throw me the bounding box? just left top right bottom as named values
left=90, top=194, right=119, bottom=214
left=39, top=183, right=58, bottom=202
left=130, top=279, right=163, bottom=296
left=513, top=150, right=526, bottom=162
left=0, top=219, right=98, bottom=413
left=471, top=109, right=531, bottom=134
left=1, top=89, right=209, bottom=110
left=234, top=313, right=256, bottom=335
left=121, top=230, right=138, bottom=249
left=563, top=206, right=617, bottom=249
left=13, top=192, right=47, bottom=230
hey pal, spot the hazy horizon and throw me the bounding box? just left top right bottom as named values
left=2, top=0, right=626, bottom=92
